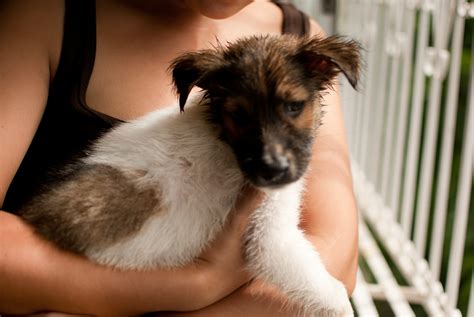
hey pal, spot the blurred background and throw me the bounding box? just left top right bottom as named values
left=290, top=0, right=473, bottom=316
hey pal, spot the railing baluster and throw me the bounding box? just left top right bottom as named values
left=342, top=1, right=358, bottom=159
left=360, top=221, right=416, bottom=316
left=353, top=1, right=362, bottom=159
left=380, top=1, right=405, bottom=207
left=400, top=0, right=431, bottom=238
left=369, top=2, right=391, bottom=187
left=351, top=269, right=380, bottom=316
left=389, top=1, right=416, bottom=217
left=428, top=0, right=466, bottom=280
left=445, top=32, right=473, bottom=314
left=468, top=273, right=474, bottom=317
left=413, top=0, right=452, bottom=258
left=360, top=2, right=380, bottom=174
left=363, top=1, right=384, bottom=184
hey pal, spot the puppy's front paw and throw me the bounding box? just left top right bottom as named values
left=310, top=278, right=353, bottom=317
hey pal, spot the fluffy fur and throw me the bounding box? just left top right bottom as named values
left=20, top=35, right=361, bottom=316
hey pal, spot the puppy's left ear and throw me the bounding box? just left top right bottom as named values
left=170, top=50, right=224, bottom=111
left=296, top=35, right=362, bottom=89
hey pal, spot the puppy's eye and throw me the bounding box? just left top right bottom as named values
left=228, top=109, right=250, bottom=126
left=284, top=101, right=305, bottom=117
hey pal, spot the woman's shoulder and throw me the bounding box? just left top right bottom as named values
left=221, top=1, right=282, bottom=37
left=232, top=1, right=325, bottom=37
left=1, top=0, right=63, bottom=78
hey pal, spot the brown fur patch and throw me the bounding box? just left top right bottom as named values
left=290, top=101, right=317, bottom=131
left=20, top=164, right=160, bottom=254
left=275, top=82, right=310, bottom=101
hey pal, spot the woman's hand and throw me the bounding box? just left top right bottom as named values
left=177, top=185, right=262, bottom=313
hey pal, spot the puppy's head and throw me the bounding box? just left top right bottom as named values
left=171, top=35, right=361, bottom=188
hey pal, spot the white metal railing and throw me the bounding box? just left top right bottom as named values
left=335, top=0, right=473, bottom=316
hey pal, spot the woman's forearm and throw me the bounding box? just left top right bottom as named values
left=0, top=211, right=228, bottom=316
left=300, top=135, right=359, bottom=294
left=0, top=210, right=100, bottom=314
left=157, top=280, right=300, bottom=317
left=306, top=231, right=358, bottom=294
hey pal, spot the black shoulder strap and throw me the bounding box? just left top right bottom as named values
left=51, top=0, right=96, bottom=109
left=272, top=1, right=310, bottom=36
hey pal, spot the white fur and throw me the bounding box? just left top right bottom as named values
left=83, top=93, right=353, bottom=316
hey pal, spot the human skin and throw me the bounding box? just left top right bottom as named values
left=0, top=0, right=358, bottom=316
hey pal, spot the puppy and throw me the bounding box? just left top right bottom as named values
left=20, top=35, right=361, bottom=316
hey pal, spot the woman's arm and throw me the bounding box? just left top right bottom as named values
left=0, top=1, right=258, bottom=315
left=300, top=82, right=358, bottom=293
left=0, top=211, right=204, bottom=315
left=0, top=0, right=54, bottom=205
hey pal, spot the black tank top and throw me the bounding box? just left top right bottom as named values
left=3, top=0, right=310, bottom=212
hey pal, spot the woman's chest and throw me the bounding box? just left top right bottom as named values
left=84, top=1, right=283, bottom=121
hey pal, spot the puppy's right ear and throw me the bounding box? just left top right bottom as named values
left=170, top=50, right=224, bottom=111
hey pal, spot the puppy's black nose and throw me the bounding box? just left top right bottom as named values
left=259, top=154, right=290, bottom=182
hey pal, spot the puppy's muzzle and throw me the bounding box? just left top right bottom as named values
left=261, top=151, right=289, bottom=181
left=252, top=143, right=297, bottom=187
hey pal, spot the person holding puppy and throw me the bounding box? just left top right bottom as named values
left=0, top=0, right=358, bottom=316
